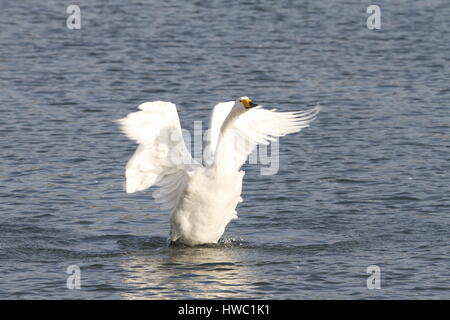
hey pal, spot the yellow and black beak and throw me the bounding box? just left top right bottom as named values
left=241, top=98, right=258, bottom=109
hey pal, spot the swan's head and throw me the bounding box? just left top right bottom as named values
left=236, top=96, right=258, bottom=110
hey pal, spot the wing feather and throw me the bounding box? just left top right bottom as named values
left=213, top=104, right=321, bottom=171
left=118, top=101, right=197, bottom=212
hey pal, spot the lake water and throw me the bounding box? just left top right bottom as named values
left=0, top=0, right=449, bottom=299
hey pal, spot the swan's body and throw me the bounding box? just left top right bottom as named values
left=170, top=167, right=244, bottom=245
left=119, top=97, right=320, bottom=246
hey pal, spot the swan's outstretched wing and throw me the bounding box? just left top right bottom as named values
left=213, top=105, right=321, bottom=171
left=204, top=101, right=235, bottom=166
left=118, top=101, right=197, bottom=212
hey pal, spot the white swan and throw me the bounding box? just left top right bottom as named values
left=118, top=97, right=320, bottom=246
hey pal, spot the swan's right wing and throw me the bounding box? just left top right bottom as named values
left=118, top=101, right=197, bottom=212
left=213, top=105, right=321, bottom=172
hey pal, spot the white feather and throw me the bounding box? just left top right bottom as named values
left=118, top=101, right=197, bottom=213
left=213, top=104, right=321, bottom=172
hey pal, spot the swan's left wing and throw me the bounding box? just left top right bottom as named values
left=118, top=101, right=198, bottom=212
left=213, top=105, right=321, bottom=171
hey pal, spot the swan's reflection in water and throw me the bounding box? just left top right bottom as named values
left=120, top=239, right=257, bottom=299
